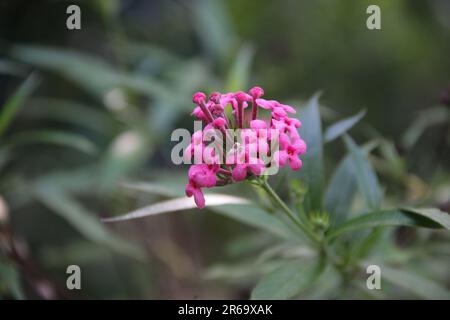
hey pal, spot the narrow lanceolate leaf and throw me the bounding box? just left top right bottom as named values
left=298, top=93, right=324, bottom=212
left=0, top=73, right=40, bottom=137
left=193, top=0, right=235, bottom=60
left=210, top=204, right=298, bottom=240
left=100, top=130, right=151, bottom=190
left=402, top=106, right=449, bottom=149
left=324, top=109, right=366, bottom=143
left=102, top=197, right=296, bottom=240
left=0, top=60, right=26, bottom=76
left=402, top=207, right=450, bottom=229
left=120, top=181, right=185, bottom=198
left=226, top=45, right=254, bottom=92
left=327, top=208, right=450, bottom=240
left=102, top=194, right=249, bottom=222
left=24, top=98, right=118, bottom=135
left=343, top=135, right=381, bottom=209
left=12, top=46, right=176, bottom=103
left=380, top=266, right=450, bottom=299
left=324, top=155, right=357, bottom=225
left=325, top=141, right=378, bottom=224
left=8, top=130, right=98, bottom=155
left=251, top=260, right=323, bottom=299
left=33, top=185, right=144, bottom=260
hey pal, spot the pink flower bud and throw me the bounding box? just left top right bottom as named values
left=250, top=119, right=267, bottom=130
left=209, top=92, right=221, bottom=104
left=234, top=91, right=251, bottom=103
left=249, top=86, right=264, bottom=99
left=193, top=92, right=206, bottom=105
left=289, top=157, right=302, bottom=170
left=213, top=117, right=227, bottom=127
left=232, top=164, right=247, bottom=181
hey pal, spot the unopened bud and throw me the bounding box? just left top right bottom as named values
left=193, top=92, right=206, bottom=105
left=249, top=86, right=264, bottom=99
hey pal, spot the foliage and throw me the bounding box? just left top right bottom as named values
left=107, top=95, right=450, bottom=299
left=1, top=0, right=449, bottom=299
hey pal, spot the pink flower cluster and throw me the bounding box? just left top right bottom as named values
left=185, top=87, right=307, bottom=208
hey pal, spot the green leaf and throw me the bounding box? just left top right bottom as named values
left=8, top=130, right=98, bottom=155
left=325, top=141, right=378, bottom=224
left=0, top=259, right=25, bottom=299
left=125, top=41, right=181, bottom=67
left=403, top=207, right=450, bottom=229
left=120, top=181, right=185, bottom=198
left=327, top=208, right=450, bottom=240
left=251, top=260, right=323, bottom=299
left=101, top=194, right=249, bottom=222
left=24, top=98, right=118, bottom=135
left=33, top=185, right=144, bottom=260
left=12, top=46, right=177, bottom=103
left=374, top=139, right=406, bottom=179
left=343, top=135, right=381, bottom=209
left=298, top=93, right=324, bottom=212
left=324, top=155, right=357, bottom=225
left=102, top=194, right=295, bottom=239
left=211, top=204, right=298, bottom=240
left=40, top=241, right=113, bottom=267
left=0, top=59, right=26, bottom=76
left=27, top=167, right=99, bottom=195
left=100, top=130, right=150, bottom=189
left=121, top=174, right=188, bottom=198
left=381, top=265, right=450, bottom=299
left=350, top=228, right=383, bottom=262
left=324, top=110, right=366, bottom=143
left=0, top=73, right=40, bottom=137
left=402, top=106, right=449, bottom=149
left=225, top=45, right=254, bottom=92
left=103, top=196, right=296, bottom=240
left=193, top=0, right=235, bottom=60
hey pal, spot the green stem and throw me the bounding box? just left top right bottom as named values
left=260, top=180, right=351, bottom=288
left=260, top=180, right=320, bottom=244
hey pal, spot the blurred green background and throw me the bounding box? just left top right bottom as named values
left=0, top=0, right=449, bottom=299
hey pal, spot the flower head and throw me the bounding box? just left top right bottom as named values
left=185, top=87, right=307, bottom=208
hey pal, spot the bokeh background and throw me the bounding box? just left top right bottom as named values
left=0, top=0, right=449, bottom=299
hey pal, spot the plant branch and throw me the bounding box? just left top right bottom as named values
left=260, top=180, right=320, bottom=244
